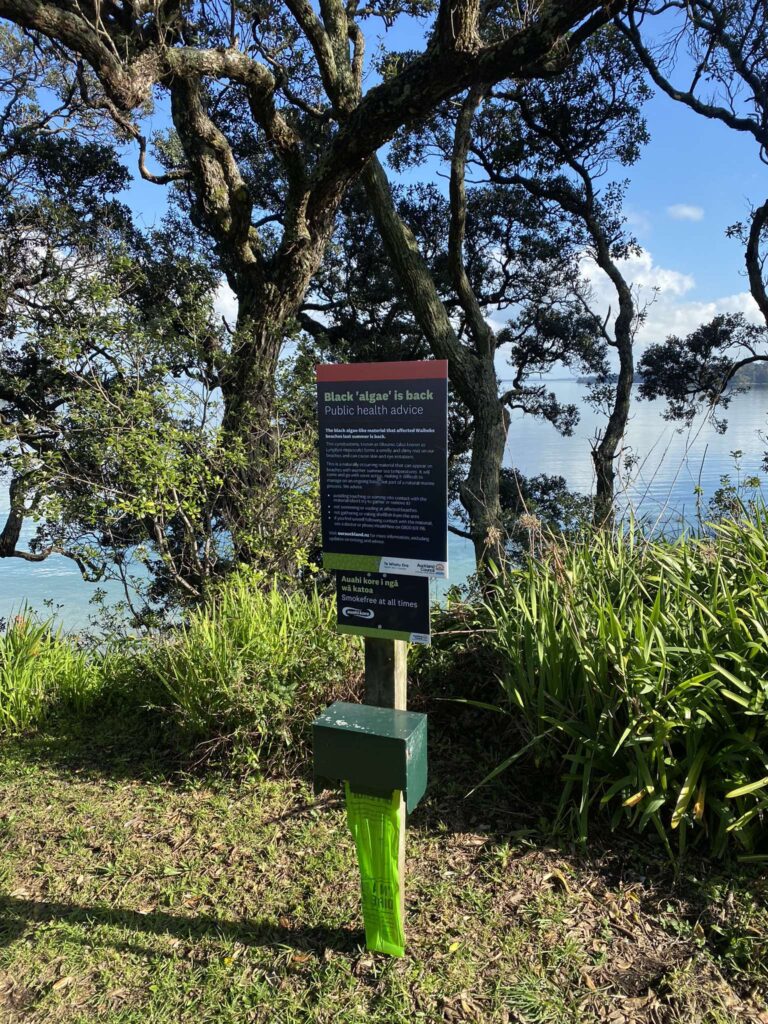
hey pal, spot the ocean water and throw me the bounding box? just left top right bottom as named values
left=442, top=381, right=768, bottom=599
left=2, top=382, right=767, bottom=629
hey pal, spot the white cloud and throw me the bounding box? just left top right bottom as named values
left=619, top=249, right=695, bottom=297
left=582, top=248, right=762, bottom=350
left=640, top=289, right=761, bottom=343
left=666, top=203, right=705, bottom=222
left=213, top=280, right=238, bottom=324
left=581, top=248, right=694, bottom=318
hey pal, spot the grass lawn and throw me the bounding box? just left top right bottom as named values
left=1, top=711, right=768, bottom=1024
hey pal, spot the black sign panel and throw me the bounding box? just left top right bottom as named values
left=336, top=571, right=430, bottom=645
left=317, top=360, right=448, bottom=579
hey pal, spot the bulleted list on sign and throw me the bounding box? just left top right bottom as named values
left=317, top=360, right=448, bottom=580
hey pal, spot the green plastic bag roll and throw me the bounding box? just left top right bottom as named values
left=344, top=783, right=405, bottom=957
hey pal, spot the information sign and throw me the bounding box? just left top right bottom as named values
left=336, top=571, right=430, bottom=645
left=317, top=360, right=448, bottom=578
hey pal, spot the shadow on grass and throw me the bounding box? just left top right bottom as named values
left=4, top=701, right=767, bottom=997
left=2, top=705, right=190, bottom=785
left=0, top=894, right=364, bottom=956
left=2, top=691, right=589, bottom=840
left=409, top=698, right=549, bottom=836
left=1, top=680, right=742, bottom=879
left=2, top=678, right=516, bottom=805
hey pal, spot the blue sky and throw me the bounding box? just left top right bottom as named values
left=623, top=91, right=761, bottom=297
left=120, top=14, right=766, bottom=358
left=580, top=87, right=764, bottom=353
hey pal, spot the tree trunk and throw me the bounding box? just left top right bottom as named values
left=0, top=474, right=27, bottom=558
left=592, top=365, right=634, bottom=527
left=218, top=283, right=291, bottom=564
left=361, top=157, right=509, bottom=578
left=592, top=278, right=634, bottom=528
left=461, top=380, right=509, bottom=572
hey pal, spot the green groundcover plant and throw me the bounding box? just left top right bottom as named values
left=482, top=510, right=768, bottom=859
left=145, top=572, right=361, bottom=765
left=0, top=576, right=361, bottom=769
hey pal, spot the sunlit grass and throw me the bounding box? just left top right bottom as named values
left=0, top=614, right=107, bottom=734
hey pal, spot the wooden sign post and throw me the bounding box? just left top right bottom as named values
left=315, top=359, right=448, bottom=954
left=364, top=636, right=407, bottom=926
left=364, top=636, right=407, bottom=709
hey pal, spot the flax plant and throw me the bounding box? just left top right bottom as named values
left=485, top=511, right=768, bottom=858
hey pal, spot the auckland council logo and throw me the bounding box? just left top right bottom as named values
left=341, top=606, right=375, bottom=620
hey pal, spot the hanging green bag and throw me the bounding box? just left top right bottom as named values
left=344, top=783, right=405, bottom=957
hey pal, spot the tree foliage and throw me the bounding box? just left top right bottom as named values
left=1, top=239, right=321, bottom=613
left=351, top=25, right=650, bottom=559
left=1, top=236, right=224, bottom=608
left=0, top=30, right=320, bottom=611
left=0, top=0, right=628, bottom=566
left=638, top=313, right=768, bottom=432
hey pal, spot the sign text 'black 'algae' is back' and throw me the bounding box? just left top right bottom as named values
left=316, top=360, right=448, bottom=579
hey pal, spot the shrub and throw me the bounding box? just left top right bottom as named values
left=1, top=578, right=360, bottom=773
left=0, top=614, right=105, bottom=734
left=484, top=511, right=768, bottom=859
left=146, top=574, right=362, bottom=766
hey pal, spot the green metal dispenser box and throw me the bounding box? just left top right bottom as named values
left=313, top=701, right=428, bottom=812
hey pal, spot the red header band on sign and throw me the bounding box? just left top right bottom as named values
left=316, top=360, right=448, bottom=382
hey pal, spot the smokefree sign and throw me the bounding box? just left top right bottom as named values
left=317, top=360, right=448, bottom=579
left=336, top=572, right=431, bottom=645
